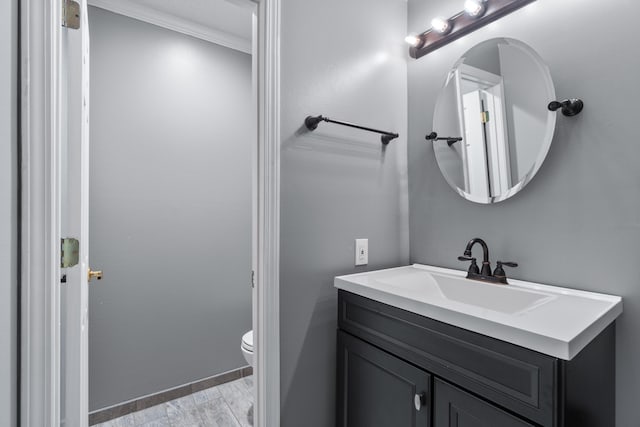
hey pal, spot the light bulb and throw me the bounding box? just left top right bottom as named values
left=431, top=17, right=451, bottom=34
left=464, top=0, right=486, bottom=17
left=404, top=35, right=423, bottom=47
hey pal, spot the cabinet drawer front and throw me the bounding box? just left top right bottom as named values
left=338, top=291, right=557, bottom=426
left=338, top=331, right=431, bottom=427
left=434, top=379, right=535, bottom=427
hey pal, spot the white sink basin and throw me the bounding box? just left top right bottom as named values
left=335, top=264, right=622, bottom=360
left=379, top=270, right=555, bottom=315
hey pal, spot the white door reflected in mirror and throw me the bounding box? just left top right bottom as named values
left=432, top=38, right=556, bottom=204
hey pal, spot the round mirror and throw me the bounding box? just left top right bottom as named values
left=432, top=38, right=556, bottom=204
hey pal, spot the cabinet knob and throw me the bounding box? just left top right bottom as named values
left=414, top=392, right=426, bottom=411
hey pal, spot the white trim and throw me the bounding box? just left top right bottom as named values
left=250, top=1, right=259, bottom=415
left=255, top=0, right=281, bottom=426
left=60, top=1, right=91, bottom=423
left=20, top=0, right=62, bottom=425
left=87, top=0, right=252, bottom=54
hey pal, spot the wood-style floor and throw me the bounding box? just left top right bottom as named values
left=94, top=376, right=254, bottom=427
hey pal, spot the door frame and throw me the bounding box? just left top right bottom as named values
left=19, top=0, right=281, bottom=425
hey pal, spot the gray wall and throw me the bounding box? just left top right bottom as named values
left=0, top=0, right=18, bottom=425
left=88, top=7, right=252, bottom=411
left=498, top=42, right=549, bottom=182
left=463, top=41, right=501, bottom=76
left=408, top=0, right=640, bottom=425
left=433, top=76, right=465, bottom=190
left=279, top=0, right=409, bottom=425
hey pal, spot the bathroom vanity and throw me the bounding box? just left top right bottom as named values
left=334, top=265, right=622, bottom=427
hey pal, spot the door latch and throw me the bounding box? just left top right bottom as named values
left=88, top=268, right=103, bottom=282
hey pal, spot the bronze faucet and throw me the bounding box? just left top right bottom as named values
left=457, top=238, right=518, bottom=285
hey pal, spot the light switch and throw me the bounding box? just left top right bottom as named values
left=355, top=239, right=368, bottom=266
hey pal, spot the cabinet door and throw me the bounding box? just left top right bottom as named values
left=337, top=331, right=431, bottom=427
left=434, top=379, right=535, bottom=427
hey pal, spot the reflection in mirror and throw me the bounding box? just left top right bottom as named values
left=433, top=38, right=556, bottom=204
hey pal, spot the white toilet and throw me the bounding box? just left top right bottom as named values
left=241, top=330, right=254, bottom=367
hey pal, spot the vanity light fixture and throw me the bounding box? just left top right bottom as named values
left=404, top=35, right=424, bottom=48
left=408, top=0, right=536, bottom=59
left=431, top=17, right=452, bottom=35
left=464, top=0, right=487, bottom=17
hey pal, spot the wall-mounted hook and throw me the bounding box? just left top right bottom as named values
left=548, top=99, right=584, bottom=117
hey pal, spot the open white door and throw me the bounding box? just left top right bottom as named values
left=482, top=84, right=511, bottom=195
left=60, top=1, right=90, bottom=426
left=462, top=90, right=490, bottom=199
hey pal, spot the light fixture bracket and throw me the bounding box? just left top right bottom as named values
left=409, top=0, right=536, bottom=59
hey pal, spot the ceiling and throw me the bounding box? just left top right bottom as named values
left=89, top=0, right=253, bottom=47
left=129, top=0, right=252, bottom=40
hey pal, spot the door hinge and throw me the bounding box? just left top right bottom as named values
left=62, top=0, right=81, bottom=29
left=61, top=238, right=80, bottom=268
left=481, top=111, right=490, bottom=124
left=251, top=270, right=256, bottom=288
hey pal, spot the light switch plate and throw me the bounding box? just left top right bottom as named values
left=355, top=239, right=368, bottom=266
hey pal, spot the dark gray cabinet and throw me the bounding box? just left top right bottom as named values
left=434, top=379, right=534, bottom=427
left=337, top=290, right=615, bottom=427
left=337, top=331, right=431, bottom=427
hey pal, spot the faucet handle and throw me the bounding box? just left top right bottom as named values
left=494, top=261, right=518, bottom=277
left=458, top=256, right=480, bottom=275
left=497, top=261, right=518, bottom=268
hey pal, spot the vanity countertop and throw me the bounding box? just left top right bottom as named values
left=334, top=264, right=622, bottom=360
